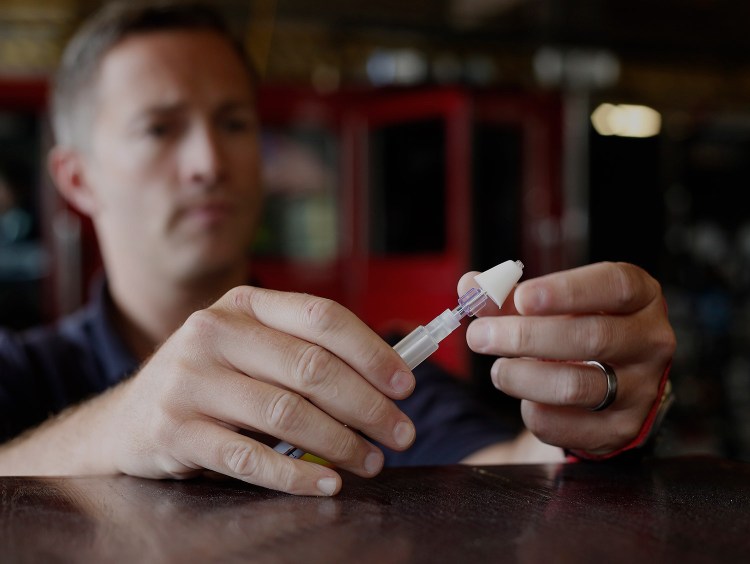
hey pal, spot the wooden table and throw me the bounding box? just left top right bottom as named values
left=0, top=456, right=747, bottom=563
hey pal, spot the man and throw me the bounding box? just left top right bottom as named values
left=0, top=0, right=675, bottom=496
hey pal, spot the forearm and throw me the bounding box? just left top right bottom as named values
left=0, top=383, right=126, bottom=476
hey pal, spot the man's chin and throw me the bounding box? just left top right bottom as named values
left=175, top=250, right=247, bottom=284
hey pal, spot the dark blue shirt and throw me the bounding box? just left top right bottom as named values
left=0, top=277, right=513, bottom=466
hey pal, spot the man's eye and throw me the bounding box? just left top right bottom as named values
left=223, top=116, right=256, bottom=133
left=146, top=123, right=171, bottom=137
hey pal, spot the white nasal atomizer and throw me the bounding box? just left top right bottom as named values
left=393, top=259, right=524, bottom=369
left=274, top=259, right=525, bottom=459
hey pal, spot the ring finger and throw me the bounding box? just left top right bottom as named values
left=491, top=357, right=616, bottom=410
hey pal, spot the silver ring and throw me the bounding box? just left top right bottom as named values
left=585, top=361, right=618, bottom=411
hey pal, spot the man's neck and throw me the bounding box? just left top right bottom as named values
left=107, top=264, right=248, bottom=362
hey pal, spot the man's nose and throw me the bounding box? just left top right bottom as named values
left=181, top=123, right=225, bottom=186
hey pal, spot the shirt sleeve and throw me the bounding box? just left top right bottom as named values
left=0, top=326, right=102, bottom=443
left=377, top=360, right=517, bottom=467
left=0, top=329, right=46, bottom=442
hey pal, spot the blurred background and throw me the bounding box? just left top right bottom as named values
left=2, top=0, right=749, bottom=461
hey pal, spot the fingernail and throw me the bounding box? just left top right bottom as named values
left=518, top=283, right=546, bottom=313
left=467, top=321, right=489, bottom=351
left=317, top=477, right=338, bottom=496
left=390, top=370, right=414, bottom=395
left=393, top=420, right=415, bottom=448
left=364, top=451, right=383, bottom=475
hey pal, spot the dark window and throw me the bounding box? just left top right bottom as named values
left=471, top=122, right=523, bottom=271
left=254, top=127, right=339, bottom=261
left=369, top=119, right=446, bottom=255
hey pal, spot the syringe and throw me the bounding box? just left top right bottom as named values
left=274, top=259, right=525, bottom=459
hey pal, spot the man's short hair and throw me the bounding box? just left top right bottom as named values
left=50, top=0, right=258, bottom=149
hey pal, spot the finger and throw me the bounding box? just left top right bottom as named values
left=182, top=308, right=415, bottom=453
left=457, top=271, right=519, bottom=316
left=519, top=400, right=645, bottom=454
left=173, top=419, right=343, bottom=496
left=186, top=367, right=391, bottom=477
left=466, top=310, right=652, bottom=362
left=514, top=262, right=662, bottom=316
left=489, top=357, right=626, bottom=410
left=219, top=287, right=414, bottom=398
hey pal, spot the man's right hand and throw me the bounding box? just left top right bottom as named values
left=0, top=287, right=417, bottom=496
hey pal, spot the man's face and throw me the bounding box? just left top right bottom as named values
left=79, top=30, right=261, bottom=283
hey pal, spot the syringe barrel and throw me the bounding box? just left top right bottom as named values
left=393, top=325, right=439, bottom=370
left=425, top=309, right=460, bottom=341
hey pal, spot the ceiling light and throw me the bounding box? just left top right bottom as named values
left=591, top=103, right=661, bottom=138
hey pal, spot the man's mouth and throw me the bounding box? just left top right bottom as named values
left=182, top=202, right=233, bottom=226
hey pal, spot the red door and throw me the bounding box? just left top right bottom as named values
left=345, top=87, right=473, bottom=376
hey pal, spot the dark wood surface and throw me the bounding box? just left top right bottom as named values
left=0, top=456, right=748, bottom=563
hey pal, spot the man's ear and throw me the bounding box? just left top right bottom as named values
left=47, top=145, right=98, bottom=217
